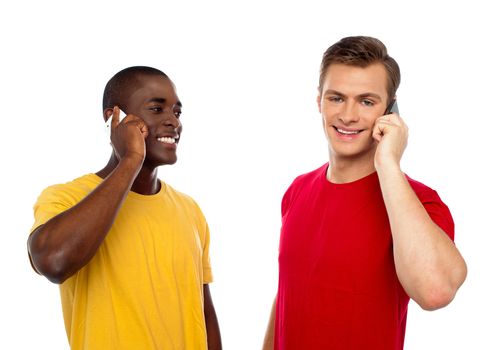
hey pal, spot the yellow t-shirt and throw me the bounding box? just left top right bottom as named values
left=31, top=174, right=213, bottom=350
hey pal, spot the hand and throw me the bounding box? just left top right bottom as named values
left=372, top=112, right=408, bottom=171
left=110, top=106, right=149, bottom=163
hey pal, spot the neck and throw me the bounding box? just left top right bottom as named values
left=96, top=153, right=161, bottom=195
left=327, top=149, right=376, bottom=184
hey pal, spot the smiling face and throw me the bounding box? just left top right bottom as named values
left=123, top=74, right=183, bottom=167
left=317, top=63, right=391, bottom=166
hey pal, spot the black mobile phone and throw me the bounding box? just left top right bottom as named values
left=385, top=100, right=399, bottom=115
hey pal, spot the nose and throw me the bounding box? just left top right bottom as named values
left=163, top=108, right=181, bottom=129
left=338, top=101, right=360, bottom=125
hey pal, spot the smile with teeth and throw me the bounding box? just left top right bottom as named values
left=157, top=136, right=178, bottom=144
left=335, top=127, right=361, bottom=135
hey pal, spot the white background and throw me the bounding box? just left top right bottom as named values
left=1, top=1, right=489, bottom=349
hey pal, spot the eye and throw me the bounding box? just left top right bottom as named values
left=149, top=106, right=163, bottom=112
left=361, top=99, right=374, bottom=107
left=173, top=109, right=182, bottom=118
left=328, top=96, right=343, bottom=103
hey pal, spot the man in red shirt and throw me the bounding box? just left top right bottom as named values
left=262, top=36, right=467, bottom=350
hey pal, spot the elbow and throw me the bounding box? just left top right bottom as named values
left=416, top=264, right=467, bottom=311
left=28, top=228, right=75, bottom=284
left=43, top=266, right=72, bottom=285
left=29, top=251, right=72, bottom=284
left=28, top=239, right=72, bottom=284
left=417, top=288, right=455, bottom=311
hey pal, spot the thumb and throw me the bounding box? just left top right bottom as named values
left=112, top=106, right=121, bottom=126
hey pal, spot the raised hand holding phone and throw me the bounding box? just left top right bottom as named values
left=373, top=100, right=408, bottom=171
left=105, top=107, right=127, bottom=139
left=107, top=106, right=149, bottom=163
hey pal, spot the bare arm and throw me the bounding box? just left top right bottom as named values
left=262, top=296, right=276, bottom=350
left=373, top=113, right=467, bottom=310
left=203, top=284, right=222, bottom=350
left=28, top=108, right=148, bottom=284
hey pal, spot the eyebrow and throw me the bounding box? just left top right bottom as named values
left=146, top=97, right=183, bottom=107
left=323, top=89, right=346, bottom=97
left=358, top=93, right=382, bottom=101
left=323, top=89, right=382, bottom=101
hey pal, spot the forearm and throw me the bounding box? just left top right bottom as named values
left=262, top=297, right=276, bottom=350
left=203, top=284, right=222, bottom=350
left=28, top=156, right=142, bottom=283
left=377, top=164, right=467, bottom=310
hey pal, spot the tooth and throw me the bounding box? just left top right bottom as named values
left=159, top=137, right=175, bottom=144
left=338, top=128, right=358, bottom=134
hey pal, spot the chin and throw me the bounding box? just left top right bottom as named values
left=329, top=144, right=376, bottom=160
left=159, top=156, right=178, bottom=166
left=144, top=155, right=178, bottom=168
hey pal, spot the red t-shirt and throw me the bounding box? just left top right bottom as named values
left=274, top=163, right=454, bottom=350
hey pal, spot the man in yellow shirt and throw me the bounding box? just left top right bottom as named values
left=28, top=66, right=222, bottom=350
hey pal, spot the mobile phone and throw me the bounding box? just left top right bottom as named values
left=385, top=100, right=399, bottom=115
left=105, top=108, right=127, bottom=139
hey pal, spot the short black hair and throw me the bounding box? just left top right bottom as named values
left=102, top=66, right=168, bottom=111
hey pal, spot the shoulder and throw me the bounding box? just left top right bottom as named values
left=405, top=174, right=455, bottom=239
left=282, top=163, right=327, bottom=213
left=36, top=174, right=99, bottom=205
left=164, top=182, right=196, bottom=204
left=286, top=163, right=327, bottom=194
left=162, top=183, right=210, bottom=236
left=163, top=182, right=205, bottom=215
left=31, top=174, right=99, bottom=232
left=405, top=174, right=442, bottom=203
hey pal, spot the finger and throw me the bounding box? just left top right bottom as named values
left=122, top=114, right=150, bottom=139
left=372, top=131, right=382, bottom=143
left=112, top=106, right=121, bottom=128
left=378, top=115, right=394, bottom=125
left=382, top=112, right=398, bottom=117
left=130, top=117, right=149, bottom=139
left=376, top=121, right=394, bottom=130
left=383, top=112, right=404, bottom=127
left=372, top=122, right=383, bottom=142
left=140, top=122, right=149, bottom=139
left=374, top=116, right=392, bottom=129
left=372, top=118, right=392, bottom=141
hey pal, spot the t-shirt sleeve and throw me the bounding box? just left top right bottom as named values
left=281, top=177, right=301, bottom=218
left=191, top=200, right=213, bottom=284
left=418, top=188, right=455, bottom=241
left=31, top=185, right=75, bottom=233
left=281, top=187, right=292, bottom=218
left=201, top=219, right=214, bottom=284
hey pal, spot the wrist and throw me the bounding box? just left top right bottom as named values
left=376, top=160, right=402, bottom=178
left=119, top=153, right=144, bottom=171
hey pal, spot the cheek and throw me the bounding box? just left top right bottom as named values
left=361, top=106, right=386, bottom=125
left=321, top=115, right=330, bottom=135
left=321, top=107, right=335, bottom=126
left=362, top=115, right=379, bottom=129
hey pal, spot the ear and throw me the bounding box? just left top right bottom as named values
left=103, top=108, right=114, bottom=123
left=316, top=87, right=322, bottom=114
